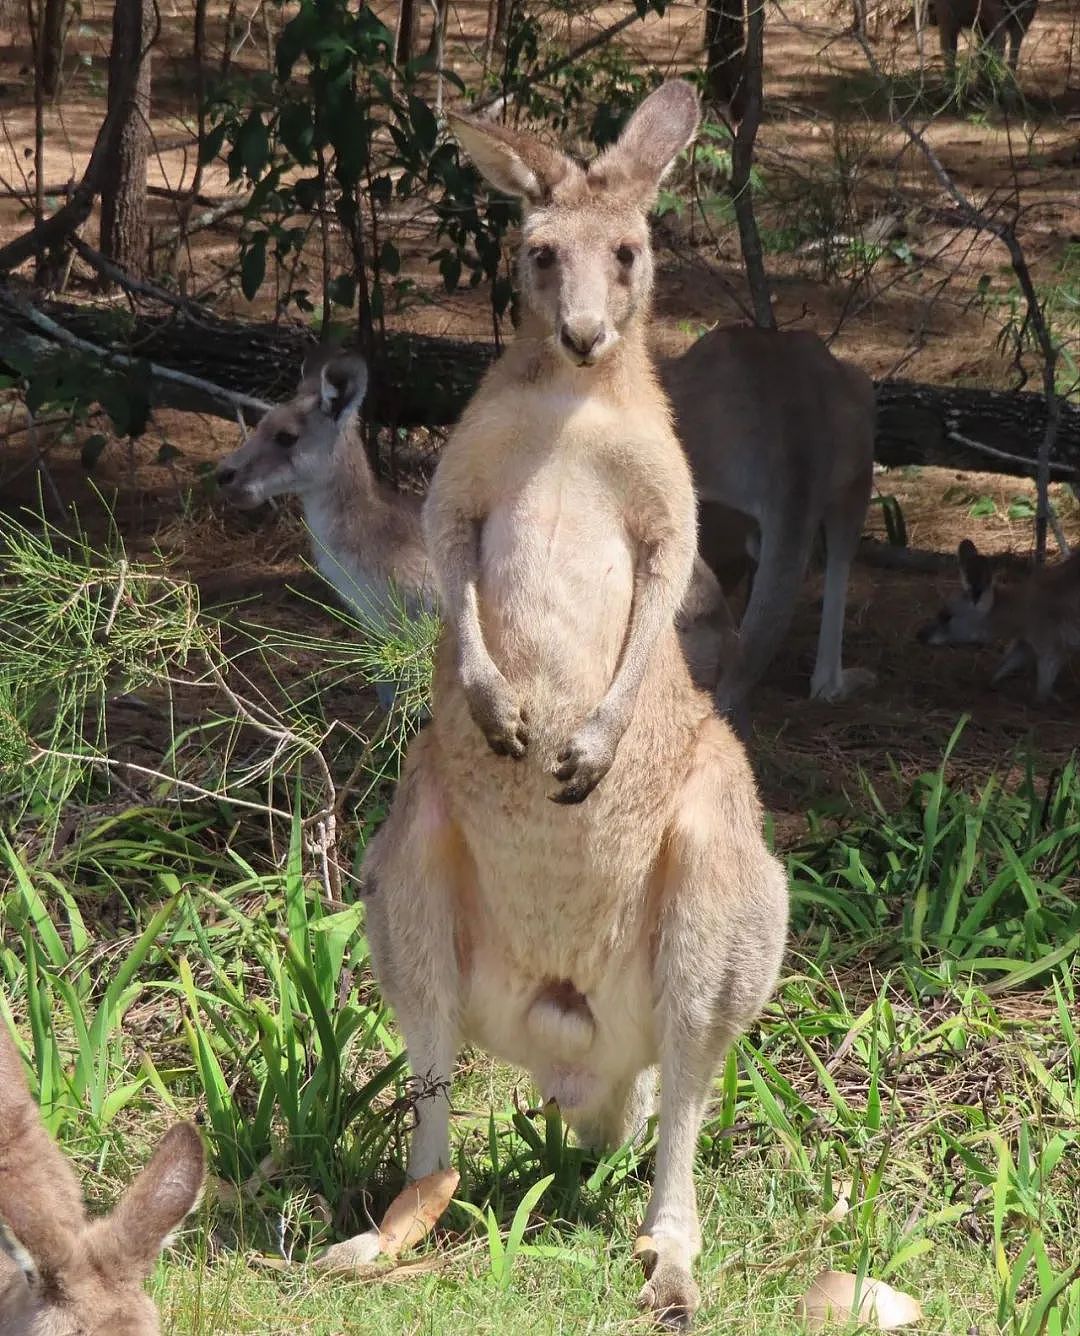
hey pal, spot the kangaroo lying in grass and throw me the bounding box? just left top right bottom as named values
left=0, top=1021, right=204, bottom=1336
left=918, top=537, right=1080, bottom=701
left=331, top=81, right=788, bottom=1329
left=214, top=351, right=737, bottom=696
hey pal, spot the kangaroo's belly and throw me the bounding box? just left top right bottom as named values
left=478, top=459, right=634, bottom=708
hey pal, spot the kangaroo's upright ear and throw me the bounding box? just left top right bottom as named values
left=588, top=79, right=700, bottom=203
left=92, top=1123, right=205, bottom=1283
left=449, top=114, right=575, bottom=206
left=957, top=538, right=994, bottom=609
left=318, top=353, right=369, bottom=422
left=0, top=1021, right=88, bottom=1277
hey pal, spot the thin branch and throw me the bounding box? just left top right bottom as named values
left=471, top=8, right=646, bottom=116
left=727, top=0, right=776, bottom=329
left=2, top=293, right=271, bottom=421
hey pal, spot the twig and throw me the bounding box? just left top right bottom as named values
left=24, top=406, right=64, bottom=514
left=945, top=429, right=1076, bottom=481
left=152, top=195, right=250, bottom=248
left=471, top=8, right=646, bottom=117
left=70, top=236, right=208, bottom=317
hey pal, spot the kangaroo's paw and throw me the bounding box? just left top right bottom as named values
left=464, top=674, right=529, bottom=759
left=635, top=1237, right=701, bottom=1330
left=810, top=665, right=876, bottom=703
left=550, top=712, right=618, bottom=805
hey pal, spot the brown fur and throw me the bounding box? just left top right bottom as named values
left=215, top=350, right=432, bottom=619
left=931, top=0, right=1038, bottom=75
left=918, top=539, right=1080, bottom=701
left=352, top=82, right=788, bottom=1328
left=0, top=1022, right=204, bottom=1336
left=663, top=325, right=876, bottom=723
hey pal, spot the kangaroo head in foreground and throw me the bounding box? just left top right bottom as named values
left=215, top=350, right=369, bottom=510
left=0, top=1023, right=204, bottom=1336
left=451, top=81, right=697, bottom=369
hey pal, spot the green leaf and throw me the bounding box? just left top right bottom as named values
left=199, top=121, right=228, bottom=166
left=241, top=233, right=268, bottom=301
left=80, top=432, right=110, bottom=470
left=327, top=274, right=356, bottom=308
left=235, top=112, right=270, bottom=180
left=407, top=95, right=438, bottom=156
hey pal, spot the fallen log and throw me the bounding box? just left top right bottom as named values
left=1, top=289, right=1077, bottom=478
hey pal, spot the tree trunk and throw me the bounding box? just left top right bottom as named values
left=39, top=0, right=66, bottom=96
left=484, top=0, right=510, bottom=60
left=705, top=0, right=745, bottom=110
left=99, top=0, right=153, bottom=281
left=729, top=0, right=774, bottom=328
left=395, top=0, right=418, bottom=64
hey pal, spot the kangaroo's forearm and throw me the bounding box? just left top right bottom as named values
left=598, top=542, right=683, bottom=729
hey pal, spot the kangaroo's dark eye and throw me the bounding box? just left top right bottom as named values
left=531, top=244, right=556, bottom=270
left=616, top=244, right=636, bottom=268
left=275, top=430, right=299, bottom=450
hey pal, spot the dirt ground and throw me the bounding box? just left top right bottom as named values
left=2, top=0, right=1079, bottom=833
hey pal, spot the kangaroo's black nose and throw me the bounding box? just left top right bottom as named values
left=560, top=324, right=603, bottom=360
left=216, top=467, right=236, bottom=487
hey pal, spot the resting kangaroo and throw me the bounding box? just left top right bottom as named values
left=340, top=82, right=788, bottom=1328
left=665, top=325, right=876, bottom=723
left=0, top=1020, right=204, bottom=1336
left=918, top=538, right=1080, bottom=701
left=215, top=352, right=736, bottom=695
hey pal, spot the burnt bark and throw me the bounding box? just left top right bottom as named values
left=99, top=0, right=154, bottom=281
left=729, top=0, right=775, bottom=328
left=39, top=0, right=66, bottom=96
left=395, top=0, right=419, bottom=64
left=705, top=0, right=745, bottom=110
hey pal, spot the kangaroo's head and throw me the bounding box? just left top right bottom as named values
left=917, top=538, right=998, bottom=646
left=215, top=351, right=369, bottom=509
left=0, top=1024, right=205, bottom=1336
left=450, top=81, right=700, bottom=368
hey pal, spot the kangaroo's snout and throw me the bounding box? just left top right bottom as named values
left=558, top=319, right=607, bottom=365
left=215, top=465, right=237, bottom=488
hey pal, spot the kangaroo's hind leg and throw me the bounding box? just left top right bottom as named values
left=360, top=733, right=471, bottom=1182
left=811, top=467, right=875, bottom=702
left=639, top=718, right=788, bottom=1328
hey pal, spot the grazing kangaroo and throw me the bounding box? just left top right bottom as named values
left=918, top=538, right=1080, bottom=701
left=342, top=83, right=788, bottom=1328
left=0, top=1020, right=204, bottom=1336
left=664, top=325, right=876, bottom=723
left=930, top=0, right=1037, bottom=77
left=215, top=349, right=436, bottom=709
left=215, top=354, right=737, bottom=694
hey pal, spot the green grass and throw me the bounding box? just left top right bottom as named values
left=1, top=508, right=1079, bottom=1334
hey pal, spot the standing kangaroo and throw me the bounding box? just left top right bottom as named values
left=665, top=325, right=876, bottom=723
left=930, top=0, right=1038, bottom=78
left=0, top=1020, right=204, bottom=1336
left=339, top=83, right=788, bottom=1328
